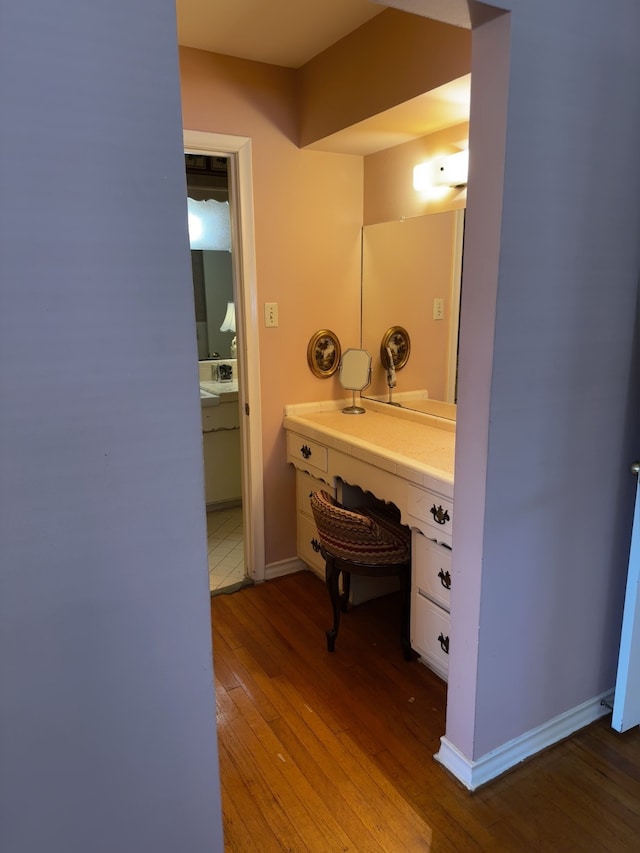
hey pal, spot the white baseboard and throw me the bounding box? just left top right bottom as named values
left=435, top=688, right=615, bottom=790
left=264, top=557, right=308, bottom=580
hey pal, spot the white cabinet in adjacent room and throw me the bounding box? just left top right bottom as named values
left=202, top=401, right=241, bottom=508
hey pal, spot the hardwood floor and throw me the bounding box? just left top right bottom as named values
left=210, top=571, right=640, bottom=852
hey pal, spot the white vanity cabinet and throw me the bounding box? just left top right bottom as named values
left=295, top=468, right=336, bottom=579
left=284, top=403, right=455, bottom=681
left=411, top=533, right=452, bottom=680
left=201, top=400, right=242, bottom=507
left=286, top=431, right=330, bottom=482
left=287, top=432, right=336, bottom=579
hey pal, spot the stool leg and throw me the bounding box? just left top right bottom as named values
left=399, top=566, right=412, bottom=661
left=325, top=556, right=341, bottom=652
left=340, top=570, right=351, bottom=612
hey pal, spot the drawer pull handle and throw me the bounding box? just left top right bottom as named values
left=438, top=633, right=450, bottom=654
left=430, top=504, right=450, bottom=525
left=438, top=569, right=451, bottom=589
left=311, top=538, right=322, bottom=553
left=300, top=444, right=312, bottom=459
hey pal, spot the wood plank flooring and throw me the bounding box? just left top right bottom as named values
left=210, top=571, right=640, bottom=852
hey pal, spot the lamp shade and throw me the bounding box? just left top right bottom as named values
left=187, top=198, right=231, bottom=251
left=220, top=302, right=236, bottom=333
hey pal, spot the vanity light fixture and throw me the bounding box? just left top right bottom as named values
left=433, top=149, right=469, bottom=188
left=413, top=149, right=469, bottom=192
left=412, top=162, right=432, bottom=192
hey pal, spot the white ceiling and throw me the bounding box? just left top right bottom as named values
left=175, top=0, right=471, bottom=154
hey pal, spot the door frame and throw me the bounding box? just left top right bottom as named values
left=612, top=471, right=640, bottom=732
left=184, top=129, right=265, bottom=582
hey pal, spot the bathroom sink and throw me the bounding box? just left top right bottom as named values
left=200, top=386, right=220, bottom=407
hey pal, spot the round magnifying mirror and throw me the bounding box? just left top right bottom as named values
left=339, top=348, right=372, bottom=414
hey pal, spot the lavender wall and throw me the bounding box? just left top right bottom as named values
left=0, top=2, right=223, bottom=850
left=445, top=8, right=511, bottom=760
left=449, top=0, right=640, bottom=760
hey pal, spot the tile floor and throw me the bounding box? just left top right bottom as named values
left=206, top=506, right=247, bottom=594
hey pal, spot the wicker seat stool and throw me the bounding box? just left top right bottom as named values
left=309, top=490, right=412, bottom=661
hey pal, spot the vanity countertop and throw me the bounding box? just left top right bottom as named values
left=200, top=379, right=238, bottom=403
left=283, top=402, right=455, bottom=484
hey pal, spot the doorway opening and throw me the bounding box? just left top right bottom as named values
left=184, top=130, right=266, bottom=591
left=186, top=154, right=246, bottom=594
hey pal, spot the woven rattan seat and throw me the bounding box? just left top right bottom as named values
left=309, top=490, right=412, bottom=661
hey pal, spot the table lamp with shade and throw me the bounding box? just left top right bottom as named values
left=220, top=301, right=236, bottom=359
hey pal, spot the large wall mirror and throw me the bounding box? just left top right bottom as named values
left=360, top=209, right=464, bottom=417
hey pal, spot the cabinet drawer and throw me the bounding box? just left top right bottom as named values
left=407, top=484, right=453, bottom=542
left=413, top=533, right=452, bottom=612
left=411, top=594, right=450, bottom=682
left=287, top=432, right=328, bottom=474
left=296, top=469, right=334, bottom=519
left=298, top=512, right=326, bottom=578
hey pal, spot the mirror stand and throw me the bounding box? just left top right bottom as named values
left=343, top=390, right=366, bottom=415
left=339, top=349, right=372, bottom=415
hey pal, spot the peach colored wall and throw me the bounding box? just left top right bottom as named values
left=298, top=9, right=471, bottom=147
left=363, top=122, right=469, bottom=225
left=180, top=48, right=363, bottom=565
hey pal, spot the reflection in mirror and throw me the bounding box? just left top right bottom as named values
left=380, top=326, right=411, bottom=370
left=191, top=251, right=234, bottom=359
left=339, top=348, right=372, bottom=415
left=186, top=154, right=236, bottom=361
left=360, top=210, right=464, bottom=417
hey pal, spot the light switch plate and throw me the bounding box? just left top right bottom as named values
left=264, top=302, right=278, bottom=327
